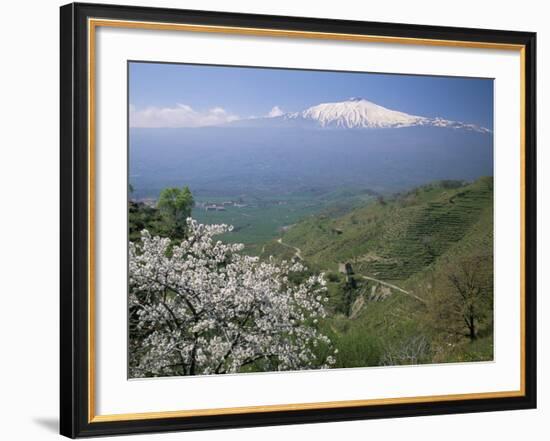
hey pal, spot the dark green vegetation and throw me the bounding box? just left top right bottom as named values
left=157, top=186, right=194, bottom=238
left=261, top=177, right=494, bottom=367
left=129, top=186, right=194, bottom=242
left=129, top=177, right=494, bottom=369
left=129, top=201, right=163, bottom=242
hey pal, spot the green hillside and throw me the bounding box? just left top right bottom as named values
left=262, top=177, right=494, bottom=367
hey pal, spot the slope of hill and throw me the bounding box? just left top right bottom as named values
left=261, top=177, right=494, bottom=367
left=274, top=177, right=492, bottom=279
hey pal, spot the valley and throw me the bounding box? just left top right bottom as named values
left=130, top=177, right=494, bottom=368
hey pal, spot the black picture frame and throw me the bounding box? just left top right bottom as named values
left=60, top=2, right=537, bottom=438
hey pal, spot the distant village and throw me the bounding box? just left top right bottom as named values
left=196, top=200, right=248, bottom=212
left=132, top=197, right=249, bottom=212
left=133, top=197, right=291, bottom=212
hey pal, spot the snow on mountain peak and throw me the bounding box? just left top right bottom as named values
left=283, top=97, right=490, bottom=133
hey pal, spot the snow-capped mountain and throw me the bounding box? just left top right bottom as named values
left=250, top=97, right=490, bottom=133
left=286, top=97, right=427, bottom=129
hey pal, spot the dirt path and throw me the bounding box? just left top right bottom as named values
left=358, top=275, right=426, bottom=305
left=270, top=242, right=425, bottom=306
left=277, top=238, right=303, bottom=260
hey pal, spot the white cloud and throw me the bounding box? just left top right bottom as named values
left=267, top=106, right=284, bottom=118
left=129, top=103, right=240, bottom=128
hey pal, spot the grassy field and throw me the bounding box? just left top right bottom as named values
left=192, top=188, right=376, bottom=253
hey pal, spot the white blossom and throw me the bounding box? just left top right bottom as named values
left=129, top=218, right=335, bottom=377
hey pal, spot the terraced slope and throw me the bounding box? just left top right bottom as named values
left=273, top=177, right=493, bottom=282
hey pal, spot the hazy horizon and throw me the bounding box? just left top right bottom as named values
left=129, top=62, right=494, bottom=130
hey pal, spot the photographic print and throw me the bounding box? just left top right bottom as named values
left=128, top=62, right=494, bottom=378
left=60, top=6, right=536, bottom=436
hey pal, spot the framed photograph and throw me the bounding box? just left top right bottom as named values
left=60, top=2, right=536, bottom=438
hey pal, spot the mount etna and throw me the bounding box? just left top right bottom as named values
left=130, top=97, right=493, bottom=198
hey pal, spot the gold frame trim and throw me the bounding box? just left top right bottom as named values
left=87, top=18, right=527, bottom=423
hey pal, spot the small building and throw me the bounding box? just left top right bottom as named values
left=338, top=262, right=354, bottom=276
left=205, top=204, right=226, bottom=212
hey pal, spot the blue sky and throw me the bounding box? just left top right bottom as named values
left=129, top=61, right=494, bottom=129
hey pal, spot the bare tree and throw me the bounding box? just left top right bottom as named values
left=447, top=256, right=492, bottom=341
left=381, top=335, right=432, bottom=366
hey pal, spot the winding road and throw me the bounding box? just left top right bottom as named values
left=277, top=238, right=303, bottom=260
left=274, top=237, right=426, bottom=305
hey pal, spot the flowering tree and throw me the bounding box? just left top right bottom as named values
left=129, top=219, right=335, bottom=377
